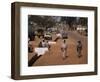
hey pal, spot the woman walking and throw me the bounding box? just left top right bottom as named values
left=77, top=40, right=82, bottom=58
left=61, top=40, right=68, bottom=60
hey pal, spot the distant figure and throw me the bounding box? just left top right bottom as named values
left=61, top=40, right=68, bottom=59
left=38, top=41, right=42, bottom=47
left=42, top=40, right=46, bottom=47
left=28, top=41, right=33, bottom=53
left=46, top=41, right=51, bottom=51
left=77, top=40, right=82, bottom=57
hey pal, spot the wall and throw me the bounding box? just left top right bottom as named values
left=0, top=0, right=100, bottom=82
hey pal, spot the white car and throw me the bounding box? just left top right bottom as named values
left=44, top=33, right=52, bottom=40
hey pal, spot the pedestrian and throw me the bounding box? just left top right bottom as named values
left=46, top=41, right=51, bottom=55
left=38, top=41, right=42, bottom=47
left=61, top=40, right=68, bottom=59
left=46, top=41, right=50, bottom=50
left=77, top=40, right=82, bottom=57
left=42, top=39, right=46, bottom=47
left=28, top=41, right=33, bottom=53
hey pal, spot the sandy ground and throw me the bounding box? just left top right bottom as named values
left=28, top=31, right=87, bottom=66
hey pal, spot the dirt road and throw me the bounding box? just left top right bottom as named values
left=29, top=31, right=88, bottom=66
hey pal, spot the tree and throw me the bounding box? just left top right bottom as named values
left=28, top=15, right=56, bottom=29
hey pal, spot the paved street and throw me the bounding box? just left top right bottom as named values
left=28, top=31, right=87, bottom=66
